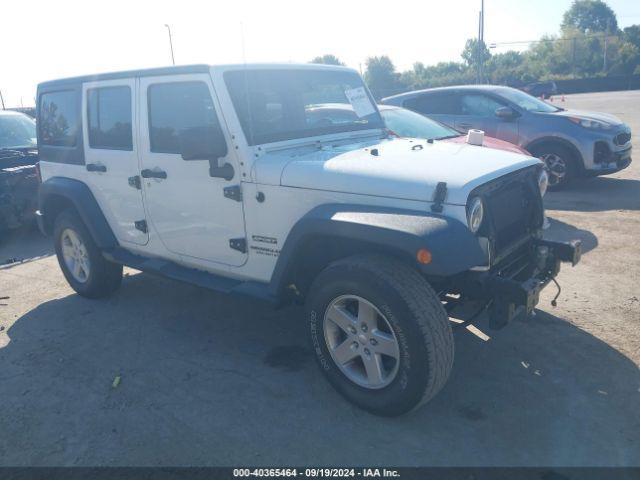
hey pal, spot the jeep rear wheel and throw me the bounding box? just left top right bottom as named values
left=53, top=209, right=123, bottom=298
left=306, top=254, right=454, bottom=416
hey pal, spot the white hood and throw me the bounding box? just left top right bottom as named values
left=260, top=137, right=541, bottom=205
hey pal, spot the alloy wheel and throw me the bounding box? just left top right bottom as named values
left=323, top=295, right=400, bottom=389
left=60, top=228, right=91, bottom=283
left=540, top=153, right=567, bottom=186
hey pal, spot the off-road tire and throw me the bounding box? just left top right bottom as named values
left=306, top=254, right=454, bottom=416
left=53, top=209, right=122, bottom=298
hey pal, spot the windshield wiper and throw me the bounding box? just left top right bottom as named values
left=434, top=134, right=461, bottom=140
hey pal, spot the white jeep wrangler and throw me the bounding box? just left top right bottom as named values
left=36, top=64, right=581, bottom=416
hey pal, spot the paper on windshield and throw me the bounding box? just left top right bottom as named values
left=344, top=87, right=376, bottom=118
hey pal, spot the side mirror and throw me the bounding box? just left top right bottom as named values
left=179, top=126, right=234, bottom=180
left=495, top=106, right=518, bottom=120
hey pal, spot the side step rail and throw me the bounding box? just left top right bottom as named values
left=102, top=247, right=276, bottom=304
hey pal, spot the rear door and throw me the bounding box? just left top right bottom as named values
left=82, top=79, right=148, bottom=245
left=402, top=92, right=461, bottom=129
left=138, top=74, right=247, bottom=267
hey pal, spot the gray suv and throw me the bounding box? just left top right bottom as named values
left=382, top=85, right=632, bottom=189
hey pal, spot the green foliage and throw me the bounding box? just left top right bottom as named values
left=364, top=56, right=406, bottom=99
left=623, top=25, right=640, bottom=49
left=356, top=0, right=637, bottom=93
left=310, top=54, right=345, bottom=66
left=561, top=0, right=618, bottom=33
left=461, top=39, right=491, bottom=67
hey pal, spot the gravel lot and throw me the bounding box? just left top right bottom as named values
left=0, top=90, right=638, bottom=467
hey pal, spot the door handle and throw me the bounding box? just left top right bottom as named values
left=141, top=168, right=167, bottom=179
left=86, top=163, right=107, bottom=172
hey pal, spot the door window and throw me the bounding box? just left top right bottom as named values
left=459, top=94, right=504, bottom=116
left=403, top=94, right=460, bottom=115
left=87, top=86, right=133, bottom=150
left=148, top=82, right=222, bottom=154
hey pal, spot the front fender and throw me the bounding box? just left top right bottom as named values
left=269, top=204, right=486, bottom=296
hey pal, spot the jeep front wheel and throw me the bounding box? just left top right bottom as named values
left=306, top=254, right=454, bottom=416
left=53, top=209, right=123, bottom=299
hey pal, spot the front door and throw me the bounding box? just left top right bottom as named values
left=138, top=74, right=247, bottom=267
left=82, top=79, right=148, bottom=245
left=456, top=93, right=519, bottom=144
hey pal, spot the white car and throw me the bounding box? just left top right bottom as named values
left=36, top=64, right=581, bottom=416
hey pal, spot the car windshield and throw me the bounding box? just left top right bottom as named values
left=380, top=107, right=459, bottom=140
left=224, top=69, right=384, bottom=145
left=0, top=114, right=37, bottom=149
left=498, top=88, right=560, bottom=113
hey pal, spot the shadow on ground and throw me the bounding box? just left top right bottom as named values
left=543, top=217, right=598, bottom=256
left=0, top=226, right=53, bottom=268
left=544, top=177, right=640, bottom=212
left=1, top=272, right=638, bottom=467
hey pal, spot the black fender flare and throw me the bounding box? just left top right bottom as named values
left=38, top=177, right=118, bottom=249
left=268, top=204, right=486, bottom=297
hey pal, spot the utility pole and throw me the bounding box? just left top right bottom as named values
left=164, top=24, right=175, bottom=66
left=572, top=37, right=577, bottom=76
left=0, top=90, right=5, bottom=110
left=603, top=18, right=610, bottom=73
left=477, top=0, right=485, bottom=84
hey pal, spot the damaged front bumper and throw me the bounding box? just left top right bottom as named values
left=457, top=238, right=582, bottom=329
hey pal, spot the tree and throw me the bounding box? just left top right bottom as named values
left=364, top=56, right=405, bottom=99
left=623, top=25, right=640, bottom=49
left=461, top=38, right=491, bottom=67
left=310, top=54, right=345, bottom=66
left=561, top=0, right=618, bottom=33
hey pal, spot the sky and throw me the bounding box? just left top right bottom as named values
left=1, top=0, right=639, bottom=107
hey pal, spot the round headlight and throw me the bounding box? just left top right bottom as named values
left=538, top=168, right=549, bottom=197
left=467, top=196, right=484, bottom=233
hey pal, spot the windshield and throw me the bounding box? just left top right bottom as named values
left=498, top=88, right=560, bottom=113
left=0, top=114, right=37, bottom=149
left=224, top=69, right=384, bottom=145
left=381, top=107, right=459, bottom=140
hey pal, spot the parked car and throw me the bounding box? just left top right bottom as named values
left=7, top=107, right=36, bottom=119
left=0, top=110, right=39, bottom=236
left=378, top=105, right=529, bottom=155
left=36, top=64, right=580, bottom=416
left=307, top=103, right=529, bottom=154
left=382, top=85, right=632, bottom=189
left=522, top=81, right=558, bottom=99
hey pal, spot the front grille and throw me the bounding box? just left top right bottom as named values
left=472, top=167, right=544, bottom=257
left=614, top=132, right=631, bottom=146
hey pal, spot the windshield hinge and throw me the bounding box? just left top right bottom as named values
left=223, top=185, right=242, bottom=202
left=134, top=220, right=148, bottom=233
left=431, top=182, right=447, bottom=213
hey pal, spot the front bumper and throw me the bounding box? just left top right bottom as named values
left=458, top=238, right=582, bottom=329
left=587, top=145, right=632, bottom=176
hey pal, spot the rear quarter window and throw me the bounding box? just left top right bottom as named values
left=39, top=90, right=79, bottom=147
